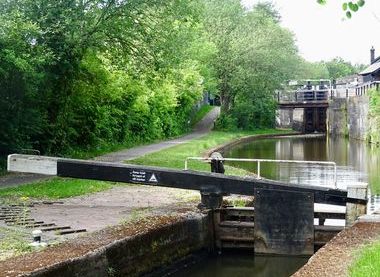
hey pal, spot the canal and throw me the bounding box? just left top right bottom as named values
left=171, top=252, right=308, bottom=277
left=223, top=134, right=380, bottom=213
left=171, top=134, right=380, bottom=277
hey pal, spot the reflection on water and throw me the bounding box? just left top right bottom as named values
left=224, top=135, right=380, bottom=212
left=171, top=253, right=308, bottom=277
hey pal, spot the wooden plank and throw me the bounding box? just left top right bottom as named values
left=314, top=225, right=343, bottom=245
left=219, top=236, right=255, bottom=242
left=218, top=226, right=255, bottom=242
left=221, top=241, right=255, bottom=249
left=219, top=207, right=255, bottom=217
left=24, top=223, right=55, bottom=228
left=41, top=226, right=71, bottom=232
left=219, top=221, right=255, bottom=228
left=254, top=189, right=314, bottom=256
left=314, top=225, right=344, bottom=232
left=314, top=212, right=346, bottom=220
left=58, top=229, right=86, bottom=235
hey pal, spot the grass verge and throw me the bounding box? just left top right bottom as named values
left=129, top=129, right=292, bottom=174
left=0, top=227, right=32, bottom=261
left=0, top=178, right=113, bottom=200
left=0, top=129, right=291, bottom=200
left=349, top=240, right=380, bottom=276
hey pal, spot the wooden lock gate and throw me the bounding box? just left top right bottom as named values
left=7, top=154, right=367, bottom=256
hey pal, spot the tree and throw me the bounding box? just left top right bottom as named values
left=0, top=7, right=50, bottom=155
left=323, top=58, right=363, bottom=79
left=0, top=0, right=207, bottom=161
left=202, top=1, right=302, bottom=130
left=202, top=0, right=244, bottom=114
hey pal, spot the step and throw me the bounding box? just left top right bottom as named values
left=41, top=226, right=71, bottom=232
left=58, top=229, right=87, bottom=235
left=219, top=236, right=255, bottom=243
left=24, top=223, right=56, bottom=228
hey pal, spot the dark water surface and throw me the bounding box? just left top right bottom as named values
left=171, top=253, right=308, bottom=277
left=173, top=135, right=380, bottom=277
left=224, top=135, right=380, bottom=213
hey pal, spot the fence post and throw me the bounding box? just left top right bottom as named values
left=346, top=184, right=368, bottom=226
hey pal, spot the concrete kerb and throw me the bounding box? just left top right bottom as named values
left=358, top=214, right=380, bottom=223
left=204, top=132, right=303, bottom=158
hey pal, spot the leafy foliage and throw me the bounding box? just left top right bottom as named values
left=317, top=0, right=366, bottom=18
left=0, top=0, right=364, bottom=172
left=204, top=1, right=301, bottom=130
left=0, top=0, right=208, bottom=165
left=367, top=88, right=380, bottom=144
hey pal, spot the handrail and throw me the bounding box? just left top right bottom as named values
left=185, top=157, right=337, bottom=188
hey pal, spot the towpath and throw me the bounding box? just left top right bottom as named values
left=0, top=106, right=220, bottom=188
left=96, top=106, right=220, bottom=162
left=0, top=106, right=221, bottom=248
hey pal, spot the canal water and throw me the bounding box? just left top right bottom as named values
left=173, top=135, right=380, bottom=277
left=171, top=252, right=308, bottom=277
left=224, top=135, right=380, bottom=213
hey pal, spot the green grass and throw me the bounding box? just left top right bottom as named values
left=191, top=105, right=214, bottom=126
left=0, top=227, right=32, bottom=261
left=0, top=128, right=291, bottom=200
left=0, top=178, right=113, bottom=200
left=129, top=129, right=292, bottom=175
left=350, top=240, right=380, bottom=276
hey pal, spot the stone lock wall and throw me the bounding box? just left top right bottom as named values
left=327, top=96, right=369, bottom=140
left=28, top=214, right=212, bottom=277
left=276, top=108, right=304, bottom=132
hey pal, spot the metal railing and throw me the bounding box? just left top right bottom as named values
left=278, top=89, right=329, bottom=103
left=185, top=157, right=337, bottom=188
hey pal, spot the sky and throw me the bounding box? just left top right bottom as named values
left=242, top=0, right=380, bottom=65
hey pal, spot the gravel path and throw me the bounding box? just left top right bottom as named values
left=0, top=106, right=220, bottom=187
left=27, top=185, right=200, bottom=243
left=0, top=107, right=219, bottom=251
left=96, top=106, right=220, bottom=162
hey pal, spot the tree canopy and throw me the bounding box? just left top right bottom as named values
left=0, top=0, right=364, bottom=171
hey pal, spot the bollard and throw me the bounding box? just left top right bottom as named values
left=30, top=229, right=47, bottom=247
left=346, top=184, right=368, bottom=226
left=210, top=152, right=225, bottom=174
left=33, top=229, right=42, bottom=243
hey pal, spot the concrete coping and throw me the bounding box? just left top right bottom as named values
left=346, top=183, right=368, bottom=189
left=358, top=214, right=380, bottom=223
